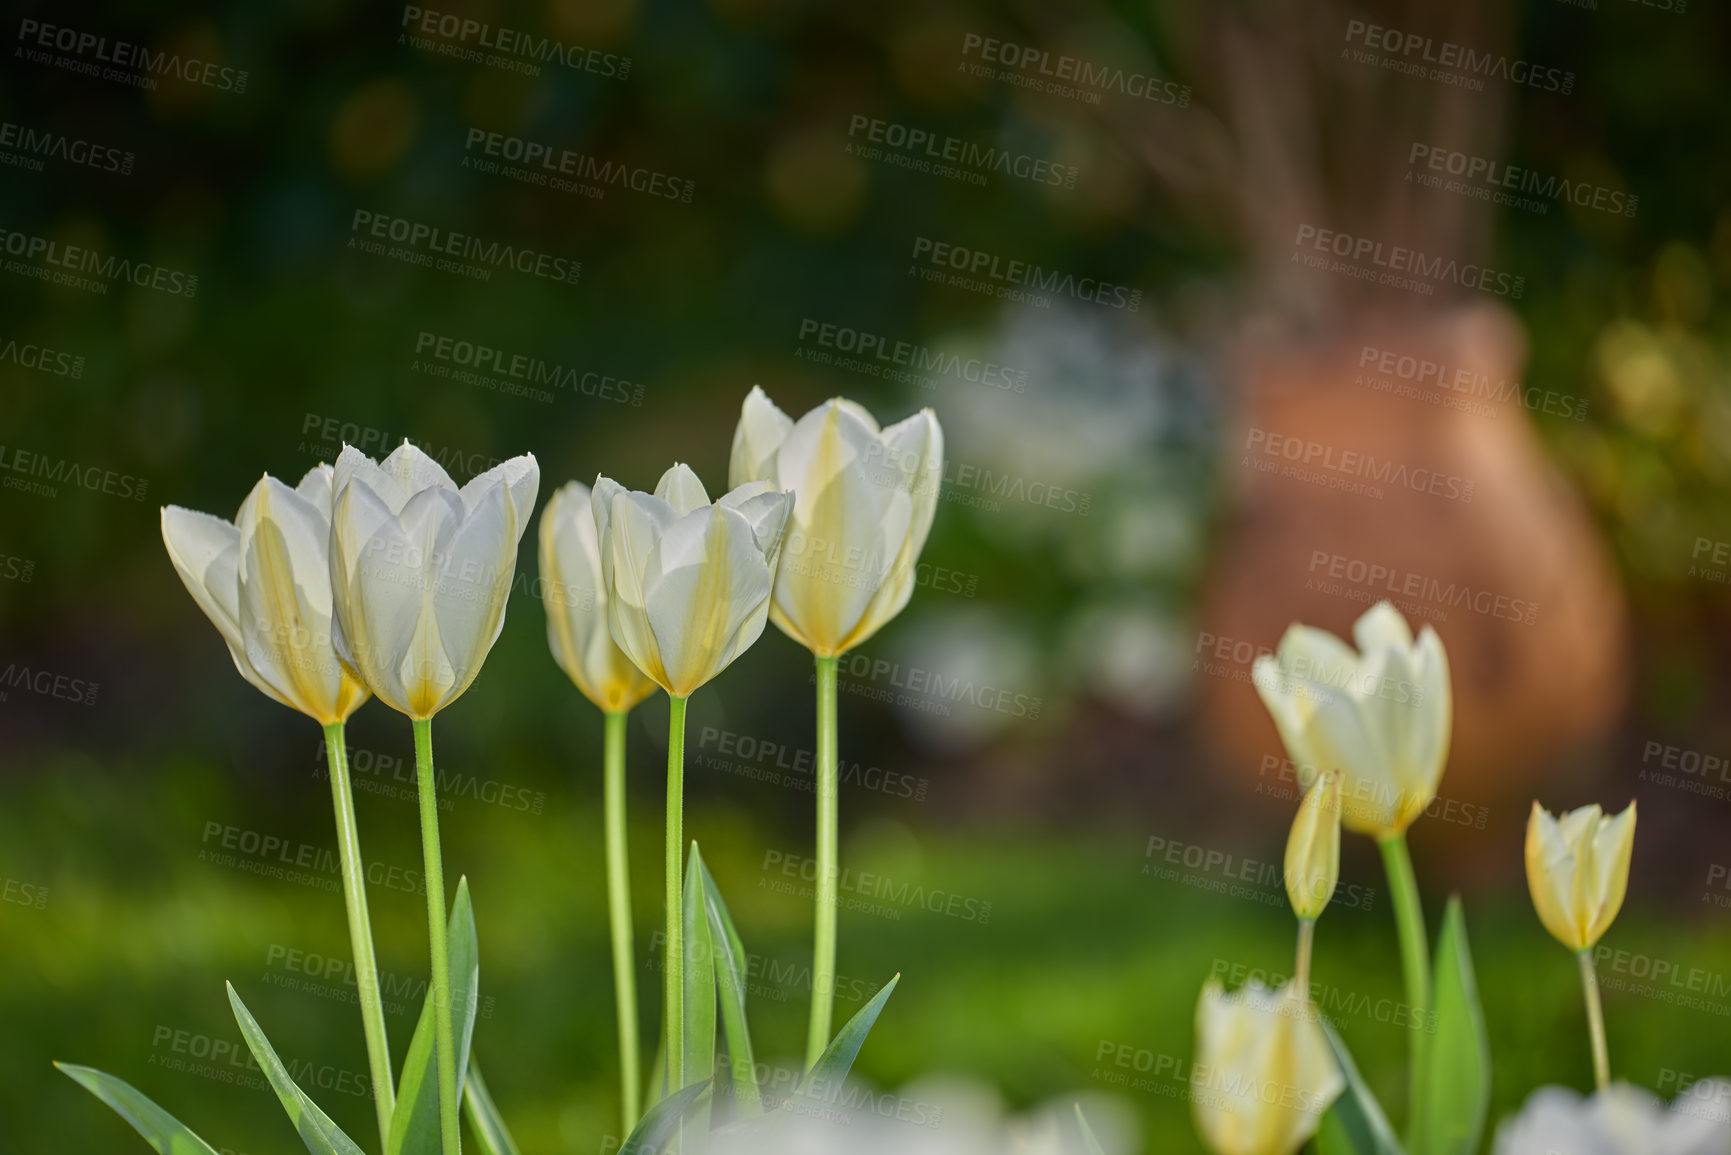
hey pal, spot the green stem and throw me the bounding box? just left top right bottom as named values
left=664, top=696, right=688, bottom=1098
left=1578, top=949, right=1610, bottom=1090
left=321, top=723, right=396, bottom=1150
left=805, top=654, right=840, bottom=1070
left=413, top=718, right=460, bottom=1155
left=603, top=709, right=641, bottom=1133
left=1379, top=834, right=1430, bottom=1142
left=1294, top=918, right=1316, bottom=1002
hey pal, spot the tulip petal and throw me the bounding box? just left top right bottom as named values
left=432, top=479, right=516, bottom=708
left=460, top=453, right=539, bottom=535
left=645, top=505, right=773, bottom=696
left=333, top=478, right=431, bottom=713
left=380, top=440, right=457, bottom=496
left=728, top=386, right=793, bottom=489
left=600, top=487, right=679, bottom=691
left=335, top=443, right=411, bottom=515
left=162, top=505, right=244, bottom=646
left=656, top=463, right=711, bottom=517
left=295, top=463, right=335, bottom=516
left=1353, top=600, right=1415, bottom=655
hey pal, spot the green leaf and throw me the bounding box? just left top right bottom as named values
left=1410, top=897, right=1490, bottom=1155
left=1315, top=1020, right=1404, bottom=1155
left=678, top=843, right=717, bottom=1143
left=389, top=876, right=481, bottom=1155
left=619, top=1079, right=712, bottom=1155
left=1073, top=1102, right=1107, bottom=1155
left=644, top=1038, right=666, bottom=1112
left=698, top=852, right=761, bottom=1117
left=55, top=1062, right=221, bottom=1155
left=226, top=984, right=367, bottom=1155
left=462, top=1061, right=522, bottom=1155
left=796, top=973, right=899, bottom=1099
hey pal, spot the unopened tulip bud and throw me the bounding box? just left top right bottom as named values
left=1286, top=771, right=1342, bottom=921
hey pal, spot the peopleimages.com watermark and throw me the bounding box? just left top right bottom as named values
left=957, top=34, right=1191, bottom=108
left=844, top=114, right=1078, bottom=190
left=1341, top=19, right=1574, bottom=95
left=908, top=235, right=1141, bottom=312
left=1688, top=537, right=1731, bottom=588
left=398, top=7, right=628, bottom=80
left=1207, top=959, right=1436, bottom=1033
left=0, top=227, right=198, bottom=297
left=759, top=849, right=994, bottom=925
left=793, top=316, right=1028, bottom=394
left=0, top=119, right=134, bottom=178
left=148, top=1025, right=367, bottom=1097
left=1637, top=739, right=1731, bottom=803
left=1143, top=832, right=1378, bottom=914
left=312, top=738, right=547, bottom=818
left=1293, top=224, right=1524, bottom=300
left=1593, top=945, right=1731, bottom=1017
left=0, top=661, right=99, bottom=707
left=0, top=335, right=85, bottom=379
left=1257, top=755, right=1490, bottom=831
left=2, top=876, right=48, bottom=910
left=1243, top=427, right=1476, bottom=504
left=259, top=942, right=494, bottom=1021
left=693, top=724, right=931, bottom=803
left=0, top=552, right=34, bottom=584
left=15, top=19, right=249, bottom=94
left=1407, top=143, right=1636, bottom=219
left=462, top=128, right=693, bottom=204
left=0, top=445, right=149, bottom=502
left=828, top=648, right=1043, bottom=720
left=1305, top=548, right=1539, bottom=627
left=198, top=820, right=426, bottom=897
left=347, top=210, right=581, bottom=288
left=1354, top=344, right=1587, bottom=422
left=411, top=330, right=644, bottom=407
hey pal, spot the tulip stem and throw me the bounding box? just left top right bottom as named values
left=1578, top=949, right=1610, bottom=1090
left=1294, top=918, right=1316, bottom=1001
left=805, top=654, right=840, bottom=1071
left=603, top=709, right=641, bottom=1133
left=664, top=695, right=688, bottom=1100
left=412, top=718, right=461, bottom=1155
left=322, top=723, right=396, bottom=1149
left=1378, top=834, right=1429, bottom=1139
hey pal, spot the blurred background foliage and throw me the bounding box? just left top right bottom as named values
left=2, top=0, right=1731, bottom=1151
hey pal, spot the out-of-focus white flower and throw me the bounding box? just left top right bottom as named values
left=1493, top=1080, right=1731, bottom=1155
left=328, top=441, right=539, bottom=719
left=591, top=464, right=793, bottom=699
left=728, top=387, right=943, bottom=657
left=162, top=465, right=368, bottom=724
left=1192, top=980, right=1343, bottom=1155
left=1252, top=601, right=1452, bottom=840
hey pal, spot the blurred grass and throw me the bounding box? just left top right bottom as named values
left=5, top=755, right=1729, bottom=1153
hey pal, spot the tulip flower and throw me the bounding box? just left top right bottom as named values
left=161, top=465, right=393, bottom=1147
left=1192, top=979, right=1343, bottom=1155
left=1493, top=1079, right=1731, bottom=1155
left=1252, top=601, right=1450, bottom=1112
left=1285, top=771, right=1341, bottom=996
left=538, top=481, right=658, bottom=1131
left=591, top=463, right=793, bottom=1103
left=1526, top=800, right=1637, bottom=1089
left=727, top=386, right=942, bottom=1067
left=330, top=440, right=539, bottom=1155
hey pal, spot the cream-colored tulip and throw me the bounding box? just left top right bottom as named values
left=1252, top=602, right=1452, bottom=840
left=1193, top=979, right=1344, bottom=1155
left=162, top=465, right=369, bottom=724
left=539, top=480, right=657, bottom=713
left=1526, top=801, right=1637, bottom=953
left=328, top=441, right=539, bottom=719
left=591, top=463, right=793, bottom=699
left=727, top=386, right=942, bottom=657
left=1285, top=770, right=1342, bottom=921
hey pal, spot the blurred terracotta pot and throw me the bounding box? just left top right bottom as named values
left=1198, top=304, right=1627, bottom=812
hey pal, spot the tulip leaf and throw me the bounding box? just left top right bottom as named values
left=677, top=844, right=717, bottom=1143
left=1074, top=1103, right=1107, bottom=1155
left=619, top=1079, right=712, bottom=1155
left=698, top=852, right=761, bottom=1117
left=796, top=972, right=899, bottom=1098
left=389, top=876, right=481, bottom=1155
left=1315, top=1020, right=1404, bottom=1155
left=644, top=1038, right=667, bottom=1113
left=1410, top=896, right=1490, bottom=1155
left=226, top=984, right=368, bottom=1155
left=462, top=1061, right=522, bottom=1155
left=55, top=1062, right=222, bottom=1155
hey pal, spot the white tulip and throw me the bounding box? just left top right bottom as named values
left=539, top=480, right=658, bottom=713
left=1493, top=1081, right=1731, bottom=1155
left=591, top=463, right=793, bottom=699
left=1252, top=602, right=1452, bottom=840
left=161, top=465, right=368, bottom=724
left=728, top=386, right=942, bottom=657
left=1192, top=979, right=1343, bottom=1155
left=328, top=441, right=538, bottom=719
